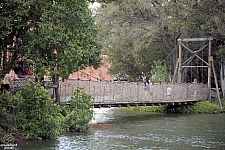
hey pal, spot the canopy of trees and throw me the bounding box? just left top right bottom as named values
left=1, top=0, right=102, bottom=102
left=94, top=0, right=225, bottom=83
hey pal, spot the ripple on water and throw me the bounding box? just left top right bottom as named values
left=17, top=111, right=225, bottom=150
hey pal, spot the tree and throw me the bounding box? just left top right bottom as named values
left=95, top=0, right=225, bottom=84
left=0, top=0, right=30, bottom=78
left=95, top=1, right=169, bottom=80
left=20, top=0, right=102, bottom=102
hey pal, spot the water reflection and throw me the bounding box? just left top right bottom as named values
left=18, top=108, right=225, bottom=150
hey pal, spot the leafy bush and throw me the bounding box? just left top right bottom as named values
left=125, top=105, right=166, bottom=113
left=62, top=88, right=94, bottom=132
left=174, top=100, right=222, bottom=114
left=0, top=127, right=5, bottom=143
left=192, top=100, right=221, bottom=114
left=17, top=82, right=64, bottom=139
left=0, top=81, right=95, bottom=142
left=124, top=99, right=224, bottom=114
left=0, top=91, right=22, bottom=143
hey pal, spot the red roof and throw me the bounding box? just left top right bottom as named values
left=69, top=57, right=114, bottom=81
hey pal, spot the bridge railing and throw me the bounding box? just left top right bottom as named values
left=11, top=77, right=35, bottom=93
left=58, top=79, right=208, bottom=103
left=9, top=78, right=208, bottom=103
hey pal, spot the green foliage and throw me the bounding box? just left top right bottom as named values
left=125, top=105, right=166, bottom=113
left=144, top=106, right=166, bottom=113
left=0, top=0, right=32, bottom=76
left=0, top=91, right=22, bottom=134
left=0, top=91, right=24, bottom=143
left=0, top=82, right=95, bottom=141
left=1, top=0, right=102, bottom=85
left=95, top=0, right=225, bottom=82
left=61, top=88, right=94, bottom=132
left=124, top=99, right=224, bottom=114
left=95, top=1, right=175, bottom=80
left=17, top=82, right=64, bottom=139
left=150, top=61, right=170, bottom=82
left=0, top=127, right=5, bottom=143
left=23, top=0, right=102, bottom=80
left=177, top=100, right=222, bottom=114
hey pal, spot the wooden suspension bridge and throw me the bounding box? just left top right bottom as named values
left=0, top=38, right=222, bottom=108
left=57, top=79, right=211, bottom=108
left=1, top=70, right=220, bottom=108
left=3, top=77, right=213, bottom=108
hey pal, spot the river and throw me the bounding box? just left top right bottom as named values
left=17, top=108, right=225, bottom=150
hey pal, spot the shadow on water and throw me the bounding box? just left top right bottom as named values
left=17, top=108, right=225, bottom=150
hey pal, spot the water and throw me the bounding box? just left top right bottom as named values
left=17, top=108, right=225, bottom=150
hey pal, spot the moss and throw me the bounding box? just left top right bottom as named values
left=124, top=105, right=166, bottom=113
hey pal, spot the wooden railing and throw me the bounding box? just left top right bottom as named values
left=58, top=79, right=209, bottom=103
left=2, top=78, right=211, bottom=104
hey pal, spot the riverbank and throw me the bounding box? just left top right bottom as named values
left=124, top=99, right=225, bottom=114
left=0, top=82, right=94, bottom=144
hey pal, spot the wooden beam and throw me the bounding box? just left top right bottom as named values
left=182, top=55, right=195, bottom=65
left=181, top=66, right=209, bottom=68
left=178, top=38, right=213, bottom=42
left=212, top=61, right=223, bottom=108
left=180, top=42, right=209, bottom=66
left=208, top=40, right=212, bottom=101
left=172, top=60, right=179, bottom=83
left=180, top=42, right=208, bottom=54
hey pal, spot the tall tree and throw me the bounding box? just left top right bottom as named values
left=0, top=0, right=29, bottom=78
left=95, top=1, right=169, bottom=80
left=22, top=0, right=102, bottom=102
left=95, top=0, right=225, bottom=83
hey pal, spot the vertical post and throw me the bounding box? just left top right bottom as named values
left=172, top=60, right=179, bottom=83
left=88, top=80, right=90, bottom=94
left=212, top=61, right=222, bottom=108
left=178, top=42, right=182, bottom=83
left=103, top=86, right=105, bottom=102
left=136, top=82, right=139, bottom=102
left=100, top=80, right=102, bottom=103
left=208, top=40, right=212, bottom=101
left=113, top=82, right=115, bottom=102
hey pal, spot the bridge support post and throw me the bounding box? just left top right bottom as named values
left=178, top=43, right=182, bottom=83
left=175, top=38, right=222, bottom=107
left=208, top=40, right=212, bottom=101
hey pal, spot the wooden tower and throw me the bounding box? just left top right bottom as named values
left=172, top=38, right=222, bottom=108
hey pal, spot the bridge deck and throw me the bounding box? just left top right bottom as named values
left=9, top=78, right=211, bottom=108
left=57, top=79, right=210, bottom=107
left=93, top=99, right=201, bottom=108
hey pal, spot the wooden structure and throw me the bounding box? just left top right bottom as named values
left=172, top=38, right=222, bottom=108
left=1, top=78, right=217, bottom=108
left=58, top=79, right=211, bottom=108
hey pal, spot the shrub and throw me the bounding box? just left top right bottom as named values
left=0, top=91, right=22, bottom=143
left=192, top=100, right=221, bottom=114
left=124, top=99, right=224, bottom=114
left=62, top=88, right=94, bottom=132
left=124, top=105, right=166, bottom=113
left=174, top=100, right=222, bottom=114
left=0, top=81, right=95, bottom=141
left=17, top=81, right=64, bottom=140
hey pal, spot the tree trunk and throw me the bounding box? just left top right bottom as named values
left=3, top=44, right=7, bottom=72
left=53, top=76, right=60, bottom=103
left=221, top=58, right=225, bottom=98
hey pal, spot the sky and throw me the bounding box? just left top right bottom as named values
left=89, top=2, right=101, bottom=9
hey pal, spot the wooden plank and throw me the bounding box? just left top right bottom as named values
left=178, top=38, right=213, bottom=42
left=181, top=66, right=209, bottom=68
